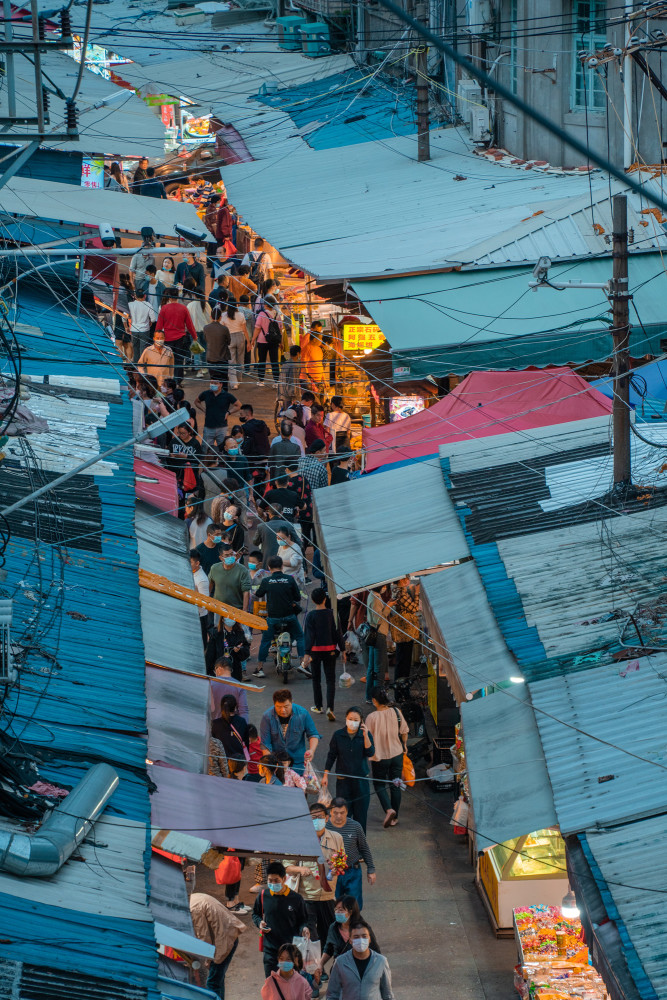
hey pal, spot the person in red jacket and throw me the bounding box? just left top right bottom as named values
left=215, top=197, right=234, bottom=245
left=155, top=287, right=198, bottom=385
left=304, top=404, right=332, bottom=451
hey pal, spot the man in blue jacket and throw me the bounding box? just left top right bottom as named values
left=260, top=688, right=319, bottom=774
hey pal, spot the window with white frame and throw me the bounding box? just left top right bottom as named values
left=572, top=0, right=606, bottom=110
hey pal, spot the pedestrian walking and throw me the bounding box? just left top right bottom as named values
left=243, top=236, right=273, bottom=287
left=387, top=577, right=420, bottom=681
left=208, top=542, right=252, bottom=612
left=195, top=380, right=240, bottom=461
left=300, top=441, right=329, bottom=491
left=259, top=687, right=318, bottom=773
left=189, top=892, right=245, bottom=1000
left=270, top=420, right=302, bottom=483
left=304, top=405, right=332, bottom=452
left=261, top=945, right=313, bottom=1000
left=284, top=802, right=344, bottom=944
left=196, top=522, right=223, bottom=575
left=155, top=287, right=198, bottom=384
left=223, top=299, right=249, bottom=389
left=364, top=589, right=390, bottom=702
left=304, top=587, right=345, bottom=721
left=137, top=328, right=173, bottom=388
left=219, top=435, right=251, bottom=495
left=175, top=251, right=206, bottom=296
left=129, top=241, right=155, bottom=292
left=327, top=798, right=375, bottom=910
left=204, top=306, right=231, bottom=388
left=276, top=528, right=305, bottom=589
left=211, top=657, right=249, bottom=721
left=139, top=166, right=167, bottom=199
left=365, top=688, right=409, bottom=829
left=253, top=294, right=282, bottom=386
left=324, top=396, right=352, bottom=454
left=190, top=548, right=212, bottom=648
left=319, top=897, right=380, bottom=979
left=127, top=288, right=157, bottom=363
left=252, top=861, right=310, bottom=978
left=326, top=922, right=394, bottom=1000
left=281, top=344, right=302, bottom=404
left=322, top=709, right=375, bottom=832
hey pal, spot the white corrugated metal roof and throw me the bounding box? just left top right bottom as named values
left=77, top=11, right=353, bottom=160
left=529, top=655, right=667, bottom=835
left=461, top=686, right=557, bottom=850
left=0, top=176, right=206, bottom=236
left=420, top=561, right=521, bottom=701
left=313, top=459, right=469, bottom=596
left=584, top=816, right=667, bottom=1000
left=220, top=127, right=667, bottom=279
left=0, top=814, right=151, bottom=920
left=4, top=48, right=168, bottom=155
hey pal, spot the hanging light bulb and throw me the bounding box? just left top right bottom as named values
left=561, top=887, right=580, bottom=919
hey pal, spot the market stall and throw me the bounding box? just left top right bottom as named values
left=513, top=905, right=610, bottom=1000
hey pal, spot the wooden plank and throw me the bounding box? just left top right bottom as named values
left=139, top=569, right=267, bottom=630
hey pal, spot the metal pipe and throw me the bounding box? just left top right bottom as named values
left=3, top=0, right=15, bottom=118
left=0, top=763, right=118, bottom=877
left=623, top=0, right=633, bottom=169
left=30, top=0, right=44, bottom=134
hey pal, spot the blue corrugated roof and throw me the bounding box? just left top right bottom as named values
left=0, top=290, right=159, bottom=996
left=256, top=69, right=421, bottom=149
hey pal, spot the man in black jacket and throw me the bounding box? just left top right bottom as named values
left=254, top=556, right=307, bottom=677
left=252, top=861, right=310, bottom=976
left=239, top=402, right=270, bottom=497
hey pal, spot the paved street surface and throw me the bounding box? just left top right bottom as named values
left=187, top=371, right=516, bottom=999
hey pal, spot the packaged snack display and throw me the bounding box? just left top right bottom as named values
left=513, top=906, right=610, bottom=1000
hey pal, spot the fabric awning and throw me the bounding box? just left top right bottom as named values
left=312, top=460, right=469, bottom=596
left=460, top=688, right=557, bottom=851
left=363, top=369, right=612, bottom=472
left=350, top=255, right=667, bottom=379
left=420, top=562, right=522, bottom=703
left=146, top=666, right=210, bottom=773
left=149, top=764, right=322, bottom=859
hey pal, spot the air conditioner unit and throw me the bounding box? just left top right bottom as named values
left=300, top=22, right=331, bottom=58
left=457, top=77, right=482, bottom=126
left=276, top=15, right=307, bottom=49
left=470, top=105, right=490, bottom=140
left=0, top=599, right=16, bottom=685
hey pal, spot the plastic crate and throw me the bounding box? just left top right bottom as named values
left=432, top=737, right=453, bottom=767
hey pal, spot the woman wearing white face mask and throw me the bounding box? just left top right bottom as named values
left=321, top=709, right=374, bottom=832
left=326, top=922, right=394, bottom=1000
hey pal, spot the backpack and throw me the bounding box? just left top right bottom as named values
left=262, top=310, right=282, bottom=347
left=248, top=250, right=264, bottom=284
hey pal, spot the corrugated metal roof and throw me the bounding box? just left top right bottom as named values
left=582, top=817, right=667, bottom=1000
left=0, top=176, right=205, bottom=236
left=0, top=289, right=158, bottom=996
left=3, top=48, right=168, bottom=156
left=529, top=658, right=667, bottom=835
left=256, top=70, right=420, bottom=150
left=81, top=13, right=353, bottom=160
left=461, top=686, right=557, bottom=850
left=419, top=561, right=521, bottom=701
left=313, top=459, right=469, bottom=595
left=222, top=127, right=667, bottom=278
left=149, top=857, right=194, bottom=936
left=0, top=959, right=150, bottom=1000
left=350, top=255, right=667, bottom=379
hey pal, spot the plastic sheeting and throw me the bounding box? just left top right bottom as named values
left=363, top=369, right=612, bottom=472
left=146, top=666, right=210, bottom=773
left=149, top=764, right=322, bottom=858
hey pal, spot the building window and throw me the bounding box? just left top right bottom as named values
left=509, top=0, right=518, bottom=94
left=572, top=0, right=606, bottom=110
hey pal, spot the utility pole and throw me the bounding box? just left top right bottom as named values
left=415, top=2, right=430, bottom=161
left=611, top=193, right=633, bottom=496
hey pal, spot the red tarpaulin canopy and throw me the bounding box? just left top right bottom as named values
left=362, top=369, right=612, bottom=472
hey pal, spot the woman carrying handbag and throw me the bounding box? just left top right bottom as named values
left=365, top=688, right=409, bottom=829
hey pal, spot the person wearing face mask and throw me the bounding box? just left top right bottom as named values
left=219, top=503, right=244, bottom=555
left=326, top=922, right=393, bottom=1000
left=137, top=330, right=174, bottom=389
left=219, top=434, right=251, bottom=496
left=252, top=862, right=310, bottom=979
left=215, top=617, right=250, bottom=681
left=319, top=896, right=381, bottom=980
left=196, top=522, right=224, bottom=575
left=284, top=802, right=344, bottom=947
left=261, top=944, right=313, bottom=1000
left=208, top=542, right=252, bottom=613
left=327, top=799, right=375, bottom=911
left=195, top=381, right=240, bottom=464
left=322, top=709, right=374, bottom=832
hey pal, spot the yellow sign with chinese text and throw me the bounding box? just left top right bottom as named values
left=343, top=323, right=383, bottom=353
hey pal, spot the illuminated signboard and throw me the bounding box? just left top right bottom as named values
left=342, top=323, right=383, bottom=353
left=389, top=396, right=424, bottom=422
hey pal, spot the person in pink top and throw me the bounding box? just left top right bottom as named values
left=155, top=286, right=198, bottom=385
left=252, top=293, right=282, bottom=386
left=261, top=944, right=312, bottom=1000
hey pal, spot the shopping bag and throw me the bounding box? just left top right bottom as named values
left=318, top=785, right=332, bottom=808
left=402, top=753, right=416, bottom=787
left=293, top=936, right=321, bottom=975
left=214, top=854, right=242, bottom=885
left=285, top=873, right=300, bottom=892
left=303, top=760, right=321, bottom=794
left=338, top=671, right=354, bottom=688
left=450, top=796, right=469, bottom=828
left=190, top=340, right=205, bottom=355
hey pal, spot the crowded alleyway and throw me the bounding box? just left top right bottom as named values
left=187, top=381, right=516, bottom=1000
